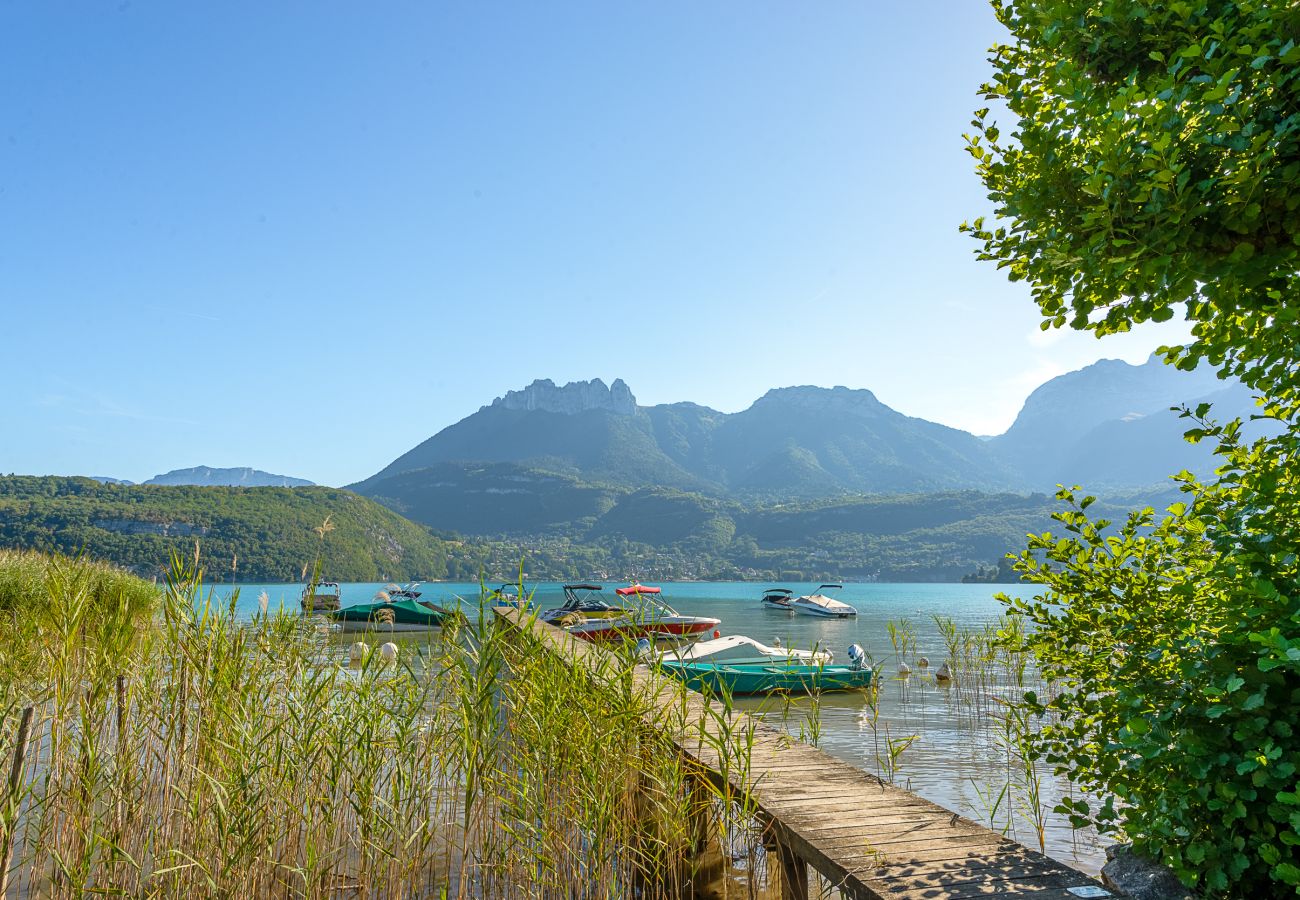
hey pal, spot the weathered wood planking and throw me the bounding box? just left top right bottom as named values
left=495, top=609, right=1120, bottom=900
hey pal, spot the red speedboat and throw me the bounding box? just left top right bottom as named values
left=540, top=583, right=720, bottom=644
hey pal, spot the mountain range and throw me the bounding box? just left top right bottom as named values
left=349, top=355, right=1248, bottom=540
left=86, top=467, right=315, bottom=488
left=21, top=356, right=1256, bottom=583
left=144, top=466, right=314, bottom=488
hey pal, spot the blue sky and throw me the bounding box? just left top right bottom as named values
left=0, top=2, right=1191, bottom=486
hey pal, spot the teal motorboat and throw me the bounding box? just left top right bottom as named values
left=658, top=659, right=874, bottom=695
left=652, top=635, right=873, bottom=696
left=331, top=592, right=457, bottom=633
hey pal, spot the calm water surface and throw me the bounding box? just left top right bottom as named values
left=217, top=580, right=1108, bottom=874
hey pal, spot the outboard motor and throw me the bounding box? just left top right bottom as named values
left=847, top=643, right=869, bottom=670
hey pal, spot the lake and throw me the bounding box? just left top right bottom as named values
left=216, top=579, right=1109, bottom=875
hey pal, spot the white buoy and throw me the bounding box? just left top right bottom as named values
left=935, top=661, right=953, bottom=682
left=349, top=641, right=369, bottom=665
left=898, top=660, right=912, bottom=676
left=379, top=642, right=399, bottom=664
left=917, top=656, right=930, bottom=669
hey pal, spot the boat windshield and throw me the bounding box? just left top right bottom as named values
left=560, top=584, right=609, bottom=612
left=613, top=584, right=679, bottom=616
left=559, top=583, right=679, bottom=616
left=303, top=582, right=340, bottom=597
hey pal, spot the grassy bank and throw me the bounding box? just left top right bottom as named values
left=0, top=554, right=767, bottom=898
left=0, top=549, right=157, bottom=615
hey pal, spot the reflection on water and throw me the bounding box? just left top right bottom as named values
left=218, top=580, right=1110, bottom=874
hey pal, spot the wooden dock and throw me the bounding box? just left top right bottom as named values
left=496, top=609, right=1121, bottom=900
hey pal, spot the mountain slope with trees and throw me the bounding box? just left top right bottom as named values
left=0, top=476, right=452, bottom=582
left=350, top=362, right=1256, bottom=540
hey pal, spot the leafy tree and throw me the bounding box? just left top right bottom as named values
left=965, top=0, right=1300, bottom=407
left=969, top=0, right=1300, bottom=892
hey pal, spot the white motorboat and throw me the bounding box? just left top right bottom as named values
left=655, top=633, right=833, bottom=666
left=788, top=584, right=857, bottom=618
left=760, top=587, right=796, bottom=613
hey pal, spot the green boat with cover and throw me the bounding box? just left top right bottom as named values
left=330, top=584, right=456, bottom=633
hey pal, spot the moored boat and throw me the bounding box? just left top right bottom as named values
left=657, top=634, right=831, bottom=666
left=540, top=583, right=720, bottom=644
left=787, top=584, right=857, bottom=618
left=489, top=583, right=528, bottom=610
left=302, top=581, right=341, bottom=612
left=331, top=591, right=457, bottom=633
left=760, top=587, right=796, bottom=613
left=656, top=640, right=872, bottom=696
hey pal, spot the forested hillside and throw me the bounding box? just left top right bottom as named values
left=0, top=476, right=456, bottom=582
left=0, top=475, right=1167, bottom=583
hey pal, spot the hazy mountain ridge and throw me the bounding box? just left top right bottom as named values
left=353, top=356, right=1251, bottom=535
left=16, top=352, right=1233, bottom=582
left=144, top=466, right=314, bottom=488
left=990, top=354, right=1227, bottom=484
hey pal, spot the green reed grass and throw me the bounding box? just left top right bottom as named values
left=867, top=614, right=1086, bottom=861
left=0, top=554, right=772, bottom=898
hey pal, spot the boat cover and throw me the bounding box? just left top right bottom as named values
left=616, top=584, right=661, bottom=595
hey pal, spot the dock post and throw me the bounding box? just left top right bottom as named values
left=685, top=771, right=710, bottom=857
left=763, top=823, right=809, bottom=900
left=777, top=844, right=809, bottom=900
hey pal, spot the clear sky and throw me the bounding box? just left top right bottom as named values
left=1, top=2, right=1191, bottom=486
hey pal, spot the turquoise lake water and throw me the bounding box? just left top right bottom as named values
left=215, top=580, right=1108, bottom=874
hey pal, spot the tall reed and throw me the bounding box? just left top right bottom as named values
left=0, top=554, right=767, bottom=898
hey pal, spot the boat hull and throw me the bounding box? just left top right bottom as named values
left=790, top=603, right=856, bottom=618
left=658, top=660, right=873, bottom=696
left=564, top=617, right=720, bottom=643
left=330, top=598, right=454, bottom=633
left=332, top=620, right=443, bottom=634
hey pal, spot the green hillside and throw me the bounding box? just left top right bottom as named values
left=357, top=462, right=623, bottom=536
left=0, top=476, right=456, bottom=582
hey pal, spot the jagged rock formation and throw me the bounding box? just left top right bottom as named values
left=350, top=363, right=1262, bottom=538
left=491, top=378, right=637, bottom=416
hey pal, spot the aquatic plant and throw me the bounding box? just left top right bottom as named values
left=0, top=556, right=773, bottom=898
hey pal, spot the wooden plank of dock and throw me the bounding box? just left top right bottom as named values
left=496, top=609, right=1121, bottom=900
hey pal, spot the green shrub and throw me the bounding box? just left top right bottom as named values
left=1002, top=415, right=1300, bottom=893
left=0, top=548, right=157, bottom=617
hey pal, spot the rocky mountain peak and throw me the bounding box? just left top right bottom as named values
left=753, top=385, right=886, bottom=416
left=491, top=378, right=637, bottom=416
